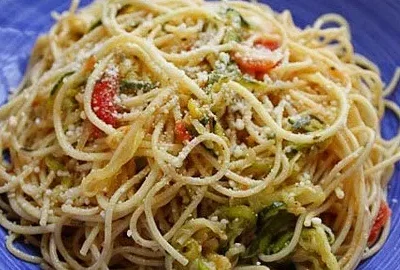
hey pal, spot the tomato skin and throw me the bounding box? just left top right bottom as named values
left=368, top=201, right=391, bottom=245
left=175, top=121, right=192, bottom=142
left=234, top=55, right=277, bottom=78
left=90, top=125, right=104, bottom=140
left=254, top=37, right=281, bottom=51
left=233, top=37, right=281, bottom=79
left=91, top=72, right=119, bottom=128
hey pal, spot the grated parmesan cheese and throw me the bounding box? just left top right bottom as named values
left=8, top=116, right=17, bottom=127
left=234, top=118, right=245, bottom=130
left=220, top=219, right=229, bottom=225
left=210, top=216, right=218, bottom=222
left=335, top=187, right=345, bottom=199
left=311, top=217, right=322, bottom=226
left=56, top=170, right=70, bottom=177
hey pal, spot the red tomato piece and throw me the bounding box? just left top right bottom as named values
left=235, top=56, right=277, bottom=75
left=233, top=37, right=281, bottom=79
left=175, top=121, right=192, bottom=142
left=234, top=54, right=277, bottom=79
left=254, top=37, right=281, bottom=51
left=368, top=201, right=391, bottom=245
left=91, top=71, right=119, bottom=128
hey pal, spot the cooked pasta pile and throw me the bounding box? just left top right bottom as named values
left=0, top=0, right=399, bottom=269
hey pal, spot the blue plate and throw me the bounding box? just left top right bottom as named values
left=0, top=0, right=399, bottom=269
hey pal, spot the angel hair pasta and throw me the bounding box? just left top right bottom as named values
left=0, top=0, right=399, bottom=269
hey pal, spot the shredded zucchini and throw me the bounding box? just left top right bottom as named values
left=299, top=226, right=340, bottom=270
left=45, top=156, right=65, bottom=171
left=242, top=202, right=297, bottom=259
left=50, top=72, right=75, bottom=96
left=88, top=20, right=102, bottom=32
left=120, top=80, right=158, bottom=95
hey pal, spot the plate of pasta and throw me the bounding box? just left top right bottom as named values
left=0, top=0, right=399, bottom=269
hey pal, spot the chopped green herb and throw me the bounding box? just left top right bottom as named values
left=237, top=76, right=269, bottom=92
left=223, top=30, right=241, bottom=43
left=61, top=177, right=73, bottom=188
left=289, top=115, right=311, bottom=130
left=120, top=80, right=158, bottom=95
left=206, top=58, right=241, bottom=90
left=45, top=156, right=65, bottom=171
left=226, top=8, right=250, bottom=29
left=289, top=115, right=324, bottom=133
left=200, top=117, right=210, bottom=126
